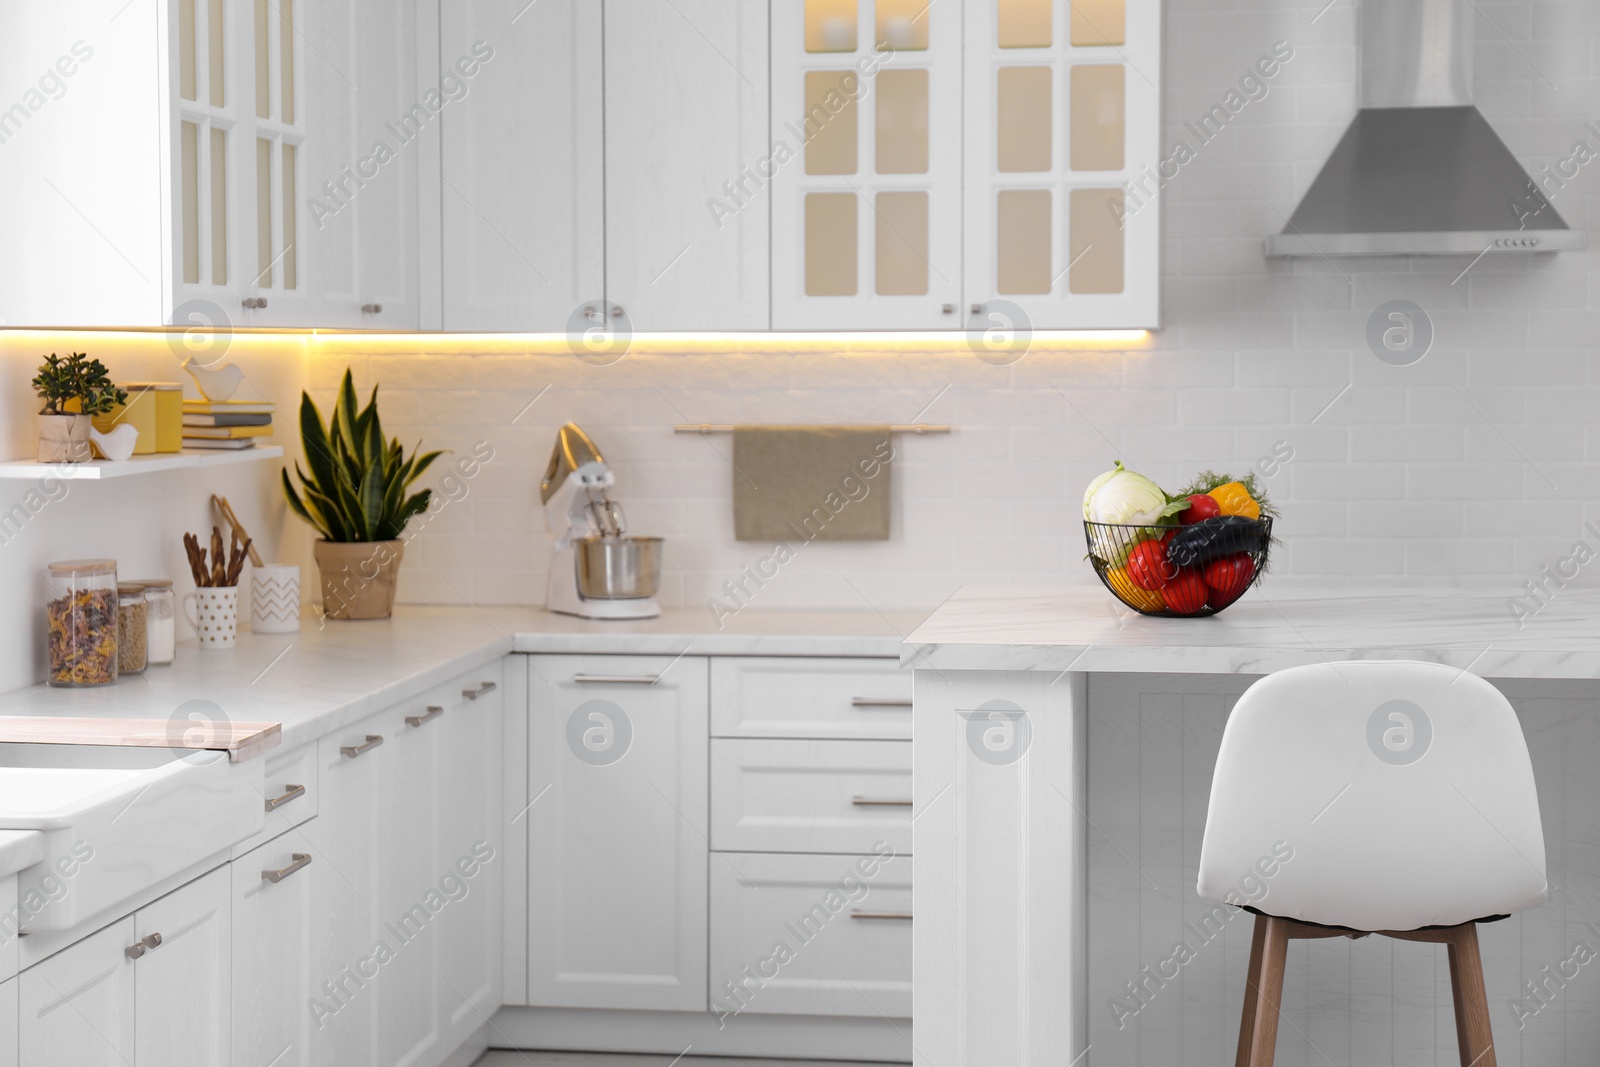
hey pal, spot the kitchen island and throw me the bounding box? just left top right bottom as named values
left=904, top=586, right=1600, bottom=1067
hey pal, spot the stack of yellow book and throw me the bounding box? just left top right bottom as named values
left=182, top=399, right=274, bottom=451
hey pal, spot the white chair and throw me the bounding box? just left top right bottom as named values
left=1199, top=660, right=1546, bottom=1067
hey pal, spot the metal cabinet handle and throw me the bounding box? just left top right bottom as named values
left=461, top=681, right=498, bottom=700
left=572, top=674, right=659, bottom=685
left=242, top=296, right=268, bottom=309
left=406, top=705, right=445, bottom=727
left=610, top=306, right=624, bottom=317
left=262, top=853, right=312, bottom=884
left=969, top=302, right=981, bottom=315
left=851, top=697, right=912, bottom=708
left=360, top=302, right=382, bottom=314
left=126, top=931, right=164, bottom=958
left=852, top=796, right=913, bottom=807
left=941, top=303, right=955, bottom=314
left=264, top=783, right=305, bottom=812
left=340, top=734, right=383, bottom=759
left=850, top=911, right=912, bottom=921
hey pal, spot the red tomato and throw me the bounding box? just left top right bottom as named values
left=1179, top=493, right=1222, bottom=525
left=1160, top=570, right=1208, bottom=614
left=1204, top=554, right=1256, bottom=607
left=1127, top=540, right=1175, bottom=590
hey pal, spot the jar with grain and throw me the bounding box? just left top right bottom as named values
left=117, top=583, right=147, bottom=674
left=135, top=579, right=176, bottom=666
left=45, top=560, right=118, bottom=687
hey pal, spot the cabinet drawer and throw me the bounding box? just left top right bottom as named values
left=711, top=658, right=911, bottom=740
left=230, top=742, right=318, bottom=860
left=709, top=850, right=910, bottom=1019
left=711, top=739, right=911, bottom=855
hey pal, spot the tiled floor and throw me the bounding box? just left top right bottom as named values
left=472, top=1053, right=890, bottom=1067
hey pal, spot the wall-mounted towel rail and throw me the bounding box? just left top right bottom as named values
left=674, top=424, right=951, bottom=434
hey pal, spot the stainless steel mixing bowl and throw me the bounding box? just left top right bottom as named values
left=575, top=536, right=663, bottom=599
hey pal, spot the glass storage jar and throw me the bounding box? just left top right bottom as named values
left=136, top=579, right=176, bottom=666
left=116, top=583, right=147, bottom=674
left=45, top=559, right=118, bottom=687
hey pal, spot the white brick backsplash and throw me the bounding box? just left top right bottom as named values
left=279, top=0, right=1600, bottom=614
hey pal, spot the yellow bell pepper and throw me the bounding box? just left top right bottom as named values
left=1208, top=482, right=1261, bottom=520
left=1106, top=566, right=1165, bottom=611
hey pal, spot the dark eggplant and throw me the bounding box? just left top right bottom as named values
left=1165, top=516, right=1269, bottom=568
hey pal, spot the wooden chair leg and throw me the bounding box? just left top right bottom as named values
left=1235, top=915, right=1290, bottom=1067
left=1447, top=924, right=1497, bottom=1067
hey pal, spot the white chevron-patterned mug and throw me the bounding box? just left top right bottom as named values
left=251, top=564, right=301, bottom=634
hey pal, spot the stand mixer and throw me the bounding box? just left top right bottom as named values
left=541, top=423, right=662, bottom=619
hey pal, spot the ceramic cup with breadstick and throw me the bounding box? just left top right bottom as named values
left=213, top=495, right=301, bottom=633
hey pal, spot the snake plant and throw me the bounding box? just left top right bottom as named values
left=282, top=369, right=442, bottom=543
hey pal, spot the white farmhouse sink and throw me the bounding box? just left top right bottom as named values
left=0, top=744, right=263, bottom=931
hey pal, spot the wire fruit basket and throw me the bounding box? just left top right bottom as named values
left=1083, top=517, right=1272, bottom=618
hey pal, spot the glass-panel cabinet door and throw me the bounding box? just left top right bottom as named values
left=963, top=0, right=1159, bottom=329
left=772, top=0, right=961, bottom=329
left=237, top=0, right=306, bottom=323
left=172, top=0, right=241, bottom=314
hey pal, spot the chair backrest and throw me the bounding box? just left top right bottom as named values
left=1198, top=660, right=1546, bottom=932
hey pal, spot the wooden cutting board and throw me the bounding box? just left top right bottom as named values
left=0, top=717, right=281, bottom=763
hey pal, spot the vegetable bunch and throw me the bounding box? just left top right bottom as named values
left=1083, top=463, right=1275, bottom=616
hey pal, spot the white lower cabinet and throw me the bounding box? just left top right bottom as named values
left=0, top=978, right=14, bottom=1067
left=710, top=738, right=914, bottom=855
left=20, top=866, right=230, bottom=1067
left=709, top=851, right=912, bottom=1019
left=299, top=661, right=503, bottom=1067
left=19, top=917, right=134, bottom=1066
left=303, top=705, right=394, bottom=1065
left=436, top=673, right=504, bottom=1050
left=526, top=655, right=710, bottom=1011
left=232, top=828, right=317, bottom=1067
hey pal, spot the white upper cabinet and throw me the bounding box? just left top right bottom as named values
left=287, top=0, right=422, bottom=329
left=771, top=0, right=965, bottom=329
left=962, top=0, right=1160, bottom=329
left=440, top=0, right=604, bottom=331
left=0, top=3, right=167, bottom=327
left=0, top=0, right=425, bottom=330
left=604, top=0, right=770, bottom=330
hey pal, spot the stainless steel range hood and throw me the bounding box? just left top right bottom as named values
left=1267, top=0, right=1585, bottom=257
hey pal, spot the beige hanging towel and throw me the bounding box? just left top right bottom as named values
left=732, top=425, right=894, bottom=542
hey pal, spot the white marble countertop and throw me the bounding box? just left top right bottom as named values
left=0, top=606, right=921, bottom=753
left=0, top=832, right=43, bottom=881
left=904, top=585, right=1600, bottom=678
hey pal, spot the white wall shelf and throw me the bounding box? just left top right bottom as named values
left=0, top=446, right=284, bottom=481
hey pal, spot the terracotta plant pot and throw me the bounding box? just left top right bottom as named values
left=37, top=414, right=93, bottom=463
left=313, top=539, right=404, bottom=620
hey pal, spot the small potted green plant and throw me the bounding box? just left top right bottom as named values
left=282, top=369, right=441, bottom=620
left=32, top=352, right=127, bottom=463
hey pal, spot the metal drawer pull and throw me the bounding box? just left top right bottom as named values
left=406, top=705, right=445, bottom=727
left=572, top=674, right=660, bottom=685
left=262, top=853, right=312, bottom=884
left=462, top=681, right=498, bottom=700
left=264, top=784, right=305, bottom=812
left=851, top=697, right=912, bottom=708
left=852, top=796, right=913, bottom=807
left=340, top=734, right=384, bottom=759
left=850, top=911, right=913, bottom=921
